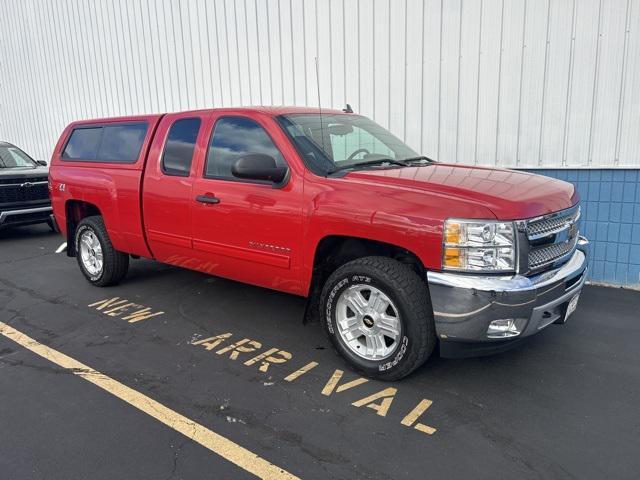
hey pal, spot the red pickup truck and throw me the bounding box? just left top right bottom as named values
left=50, top=107, right=589, bottom=380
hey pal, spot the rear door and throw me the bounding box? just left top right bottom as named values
left=142, top=111, right=208, bottom=262
left=190, top=113, right=305, bottom=295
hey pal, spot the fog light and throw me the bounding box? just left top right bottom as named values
left=487, top=319, right=521, bottom=338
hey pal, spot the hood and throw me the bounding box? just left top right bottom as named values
left=0, top=165, right=49, bottom=179
left=346, top=163, right=577, bottom=220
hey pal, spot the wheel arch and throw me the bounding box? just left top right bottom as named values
left=65, top=200, right=102, bottom=257
left=306, top=235, right=426, bottom=298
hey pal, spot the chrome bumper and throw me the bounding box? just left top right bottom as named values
left=0, top=205, right=53, bottom=227
left=427, top=236, right=589, bottom=350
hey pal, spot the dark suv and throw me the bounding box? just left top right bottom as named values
left=0, top=141, right=54, bottom=230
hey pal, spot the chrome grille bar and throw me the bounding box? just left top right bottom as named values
left=526, top=205, right=580, bottom=240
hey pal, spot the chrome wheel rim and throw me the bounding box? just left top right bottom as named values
left=79, top=229, right=103, bottom=276
left=335, top=284, right=401, bottom=361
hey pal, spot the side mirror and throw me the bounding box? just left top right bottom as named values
left=36, top=160, right=47, bottom=166
left=231, top=154, right=288, bottom=184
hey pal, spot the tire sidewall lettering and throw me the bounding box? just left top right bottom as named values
left=325, top=277, right=350, bottom=334
left=379, top=336, right=408, bottom=372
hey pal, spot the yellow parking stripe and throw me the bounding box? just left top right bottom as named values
left=0, top=321, right=299, bottom=480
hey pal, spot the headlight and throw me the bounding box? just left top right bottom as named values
left=442, top=219, right=517, bottom=272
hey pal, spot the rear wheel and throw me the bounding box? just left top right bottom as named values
left=320, top=256, right=436, bottom=381
left=75, top=216, right=129, bottom=286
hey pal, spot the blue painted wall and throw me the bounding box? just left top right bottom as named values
left=526, top=169, right=640, bottom=287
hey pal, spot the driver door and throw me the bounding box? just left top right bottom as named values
left=190, top=113, right=304, bottom=295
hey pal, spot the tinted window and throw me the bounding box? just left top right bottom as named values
left=61, top=123, right=148, bottom=163
left=98, top=124, right=147, bottom=162
left=62, top=127, right=102, bottom=160
left=162, top=118, right=201, bottom=176
left=205, top=117, right=285, bottom=179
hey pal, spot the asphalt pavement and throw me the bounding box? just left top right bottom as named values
left=1, top=225, right=638, bottom=479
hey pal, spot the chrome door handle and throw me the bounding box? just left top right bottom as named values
left=195, top=194, right=220, bottom=204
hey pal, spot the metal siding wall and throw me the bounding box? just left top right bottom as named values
left=0, top=0, right=639, bottom=167
left=529, top=168, right=640, bottom=287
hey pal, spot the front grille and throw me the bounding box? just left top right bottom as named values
left=524, top=204, right=580, bottom=272
left=528, top=235, right=578, bottom=269
left=0, top=177, right=49, bottom=204
left=526, top=208, right=580, bottom=239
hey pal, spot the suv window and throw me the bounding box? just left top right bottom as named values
left=62, top=123, right=148, bottom=162
left=0, top=145, right=37, bottom=168
left=205, top=116, right=285, bottom=179
left=162, top=118, right=201, bottom=177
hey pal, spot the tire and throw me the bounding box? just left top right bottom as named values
left=75, top=215, right=129, bottom=287
left=319, top=256, right=436, bottom=381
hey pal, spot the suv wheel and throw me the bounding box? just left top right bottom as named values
left=75, top=215, right=129, bottom=286
left=320, top=256, right=436, bottom=381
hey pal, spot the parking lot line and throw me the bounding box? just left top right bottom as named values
left=0, top=321, right=299, bottom=480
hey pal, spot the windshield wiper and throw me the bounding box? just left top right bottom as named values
left=328, top=158, right=409, bottom=175
left=401, top=156, right=435, bottom=164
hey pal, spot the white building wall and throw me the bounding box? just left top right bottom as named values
left=1, top=0, right=639, bottom=168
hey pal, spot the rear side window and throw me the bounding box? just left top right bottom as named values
left=61, top=123, right=148, bottom=163
left=162, top=118, right=201, bottom=177
left=99, top=124, right=147, bottom=162
left=62, top=127, right=102, bottom=160
left=205, top=116, right=285, bottom=179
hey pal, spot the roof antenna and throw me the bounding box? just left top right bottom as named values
left=342, top=104, right=353, bottom=113
left=314, top=56, right=327, bottom=155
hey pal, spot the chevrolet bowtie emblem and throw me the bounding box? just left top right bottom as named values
left=20, top=182, right=34, bottom=188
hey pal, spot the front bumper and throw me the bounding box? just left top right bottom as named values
left=427, top=236, right=589, bottom=357
left=0, top=205, right=53, bottom=229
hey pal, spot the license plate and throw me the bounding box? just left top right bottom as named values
left=565, top=294, right=580, bottom=321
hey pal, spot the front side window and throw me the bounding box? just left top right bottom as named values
left=205, top=116, right=286, bottom=179
left=162, top=118, right=201, bottom=177
left=61, top=123, right=148, bottom=163
left=277, top=114, right=420, bottom=176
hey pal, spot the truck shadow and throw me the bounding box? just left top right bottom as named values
left=124, top=257, right=309, bottom=325
left=113, top=253, right=566, bottom=385
left=0, top=224, right=58, bottom=242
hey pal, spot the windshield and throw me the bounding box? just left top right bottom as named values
left=277, top=114, right=420, bottom=176
left=0, top=145, right=37, bottom=169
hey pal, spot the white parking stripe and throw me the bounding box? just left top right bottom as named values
left=55, top=242, right=67, bottom=253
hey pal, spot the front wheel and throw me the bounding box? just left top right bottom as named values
left=75, top=216, right=129, bottom=287
left=320, top=256, right=436, bottom=381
